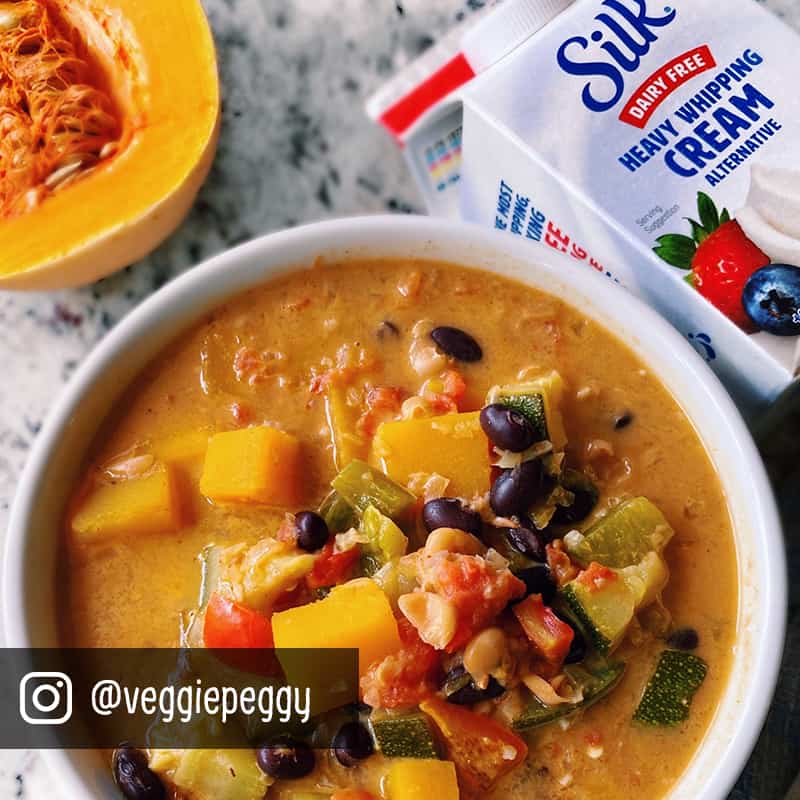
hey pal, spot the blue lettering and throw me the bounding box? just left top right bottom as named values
left=556, top=0, right=677, bottom=113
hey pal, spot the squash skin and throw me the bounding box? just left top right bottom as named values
left=0, top=0, right=220, bottom=289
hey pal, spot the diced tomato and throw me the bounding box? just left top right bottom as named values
left=421, top=552, right=526, bottom=652
left=427, top=393, right=459, bottom=414
left=360, top=617, right=442, bottom=709
left=203, top=592, right=274, bottom=649
left=366, top=386, right=405, bottom=410
left=546, top=541, right=579, bottom=587
left=421, top=369, right=467, bottom=414
left=420, top=696, right=528, bottom=791
left=576, top=561, right=618, bottom=591
left=442, top=369, right=467, bottom=404
left=512, top=594, right=574, bottom=667
left=310, top=344, right=378, bottom=395
left=306, top=542, right=360, bottom=589
left=275, top=513, right=298, bottom=544
left=357, top=386, right=405, bottom=436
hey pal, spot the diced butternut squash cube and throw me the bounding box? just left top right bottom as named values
left=200, top=426, right=301, bottom=507
left=386, top=759, right=460, bottom=800
left=272, top=578, right=401, bottom=677
left=153, top=429, right=211, bottom=468
left=71, top=465, right=185, bottom=544
left=325, top=386, right=367, bottom=469
left=371, top=412, right=489, bottom=498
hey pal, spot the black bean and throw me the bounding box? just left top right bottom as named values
left=667, top=627, right=700, bottom=651
left=295, top=511, right=330, bottom=551
left=446, top=674, right=506, bottom=705
left=551, top=492, right=596, bottom=526
left=552, top=611, right=587, bottom=664
left=614, top=411, right=634, bottom=430
left=564, top=628, right=587, bottom=664
left=505, top=525, right=547, bottom=562
left=552, top=470, right=599, bottom=526
left=422, top=497, right=483, bottom=537
left=516, top=564, right=557, bottom=604
left=490, top=460, right=544, bottom=517
left=480, top=404, right=537, bottom=452
left=113, top=746, right=165, bottom=800
left=257, top=739, right=315, bottom=779
left=430, top=326, right=483, bottom=362
left=377, top=320, right=400, bottom=339
left=332, top=721, right=375, bottom=767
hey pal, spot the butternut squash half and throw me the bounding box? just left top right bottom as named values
left=0, top=0, right=220, bottom=288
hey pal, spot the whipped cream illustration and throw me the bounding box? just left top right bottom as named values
left=737, top=164, right=800, bottom=268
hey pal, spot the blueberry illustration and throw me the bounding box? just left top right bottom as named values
left=742, top=264, right=800, bottom=336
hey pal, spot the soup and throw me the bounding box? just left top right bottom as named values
left=63, top=259, right=738, bottom=800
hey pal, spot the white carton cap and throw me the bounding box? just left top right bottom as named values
left=462, top=0, right=574, bottom=74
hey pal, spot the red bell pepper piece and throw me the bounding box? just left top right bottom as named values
left=203, top=592, right=274, bottom=649
left=203, top=592, right=278, bottom=675
left=306, top=542, right=360, bottom=589
left=513, top=593, right=574, bottom=667
left=420, top=696, right=528, bottom=791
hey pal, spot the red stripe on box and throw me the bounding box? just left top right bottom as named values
left=619, top=45, right=717, bottom=129
left=380, top=53, right=475, bottom=140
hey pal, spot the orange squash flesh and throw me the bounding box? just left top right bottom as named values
left=0, top=0, right=220, bottom=289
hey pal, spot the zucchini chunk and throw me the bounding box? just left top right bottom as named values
left=561, top=564, right=636, bottom=655
left=370, top=712, right=439, bottom=759
left=159, top=749, right=271, bottom=800
left=620, top=551, right=670, bottom=609
left=513, top=660, right=626, bottom=731
left=360, top=505, right=408, bottom=568
left=633, top=650, right=708, bottom=726
left=487, top=370, right=567, bottom=450
left=318, top=490, right=358, bottom=534
left=564, top=496, right=674, bottom=569
left=331, top=460, right=415, bottom=521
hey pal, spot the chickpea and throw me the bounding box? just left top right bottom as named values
left=463, top=627, right=508, bottom=688
left=424, top=527, right=486, bottom=556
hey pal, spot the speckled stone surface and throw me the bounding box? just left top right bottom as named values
left=0, top=0, right=798, bottom=797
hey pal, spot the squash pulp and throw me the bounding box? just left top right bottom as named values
left=0, top=0, right=220, bottom=288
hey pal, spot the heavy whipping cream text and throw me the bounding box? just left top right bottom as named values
left=616, top=50, right=783, bottom=185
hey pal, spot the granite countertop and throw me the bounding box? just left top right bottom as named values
left=0, top=0, right=798, bottom=797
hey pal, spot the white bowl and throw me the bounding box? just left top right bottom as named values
left=3, top=216, right=787, bottom=799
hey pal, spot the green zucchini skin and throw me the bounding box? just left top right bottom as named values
left=370, top=712, right=439, bottom=759
left=561, top=583, right=615, bottom=655
left=331, top=460, right=416, bottom=521
left=513, top=661, right=626, bottom=731
left=318, top=490, right=358, bottom=534
left=497, top=393, right=549, bottom=442
left=633, top=650, right=708, bottom=726
left=566, top=496, right=674, bottom=569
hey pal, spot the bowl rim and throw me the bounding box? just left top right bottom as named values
left=3, top=214, right=787, bottom=799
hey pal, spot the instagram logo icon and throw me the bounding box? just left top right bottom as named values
left=19, top=672, right=73, bottom=726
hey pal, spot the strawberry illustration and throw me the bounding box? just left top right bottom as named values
left=654, top=192, right=770, bottom=331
